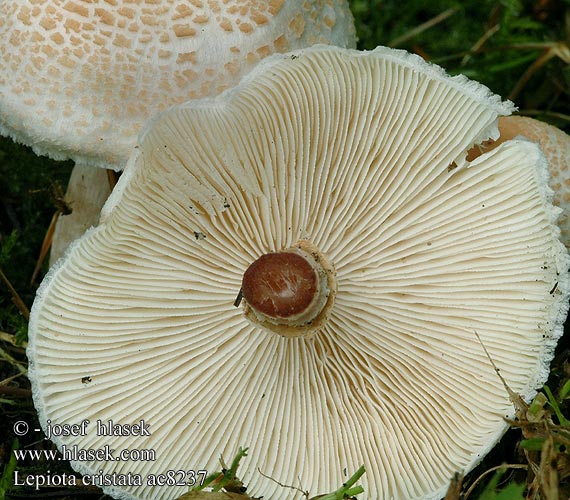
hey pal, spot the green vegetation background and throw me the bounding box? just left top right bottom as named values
left=1, top=0, right=569, bottom=499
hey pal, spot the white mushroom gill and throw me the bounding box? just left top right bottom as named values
left=468, top=115, right=570, bottom=250
left=28, top=46, right=570, bottom=500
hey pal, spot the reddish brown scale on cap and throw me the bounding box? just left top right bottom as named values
left=242, top=251, right=318, bottom=319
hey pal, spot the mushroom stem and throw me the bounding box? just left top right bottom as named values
left=49, top=164, right=114, bottom=266
left=241, top=240, right=336, bottom=338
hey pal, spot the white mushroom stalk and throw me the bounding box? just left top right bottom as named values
left=28, top=46, right=570, bottom=500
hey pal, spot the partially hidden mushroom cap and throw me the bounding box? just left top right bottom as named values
left=0, top=0, right=355, bottom=170
left=468, top=115, right=570, bottom=249
left=28, top=45, right=570, bottom=500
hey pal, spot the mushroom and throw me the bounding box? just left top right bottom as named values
left=0, top=0, right=356, bottom=262
left=467, top=115, right=570, bottom=249
left=28, top=45, right=570, bottom=500
left=48, top=166, right=115, bottom=266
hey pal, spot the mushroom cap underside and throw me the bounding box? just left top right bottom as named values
left=28, top=45, right=570, bottom=500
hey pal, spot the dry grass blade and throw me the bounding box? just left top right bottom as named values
left=389, top=7, right=459, bottom=48
left=509, top=48, right=557, bottom=101
left=257, top=468, right=309, bottom=499
left=0, top=331, right=27, bottom=348
left=0, top=267, right=29, bottom=321
left=460, top=24, right=500, bottom=66
left=462, top=464, right=528, bottom=499
left=538, top=436, right=559, bottom=500
left=509, top=41, right=570, bottom=100
left=443, top=472, right=463, bottom=500
left=0, top=384, right=31, bottom=398
left=0, top=345, right=27, bottom=376
left=474, top=330, right=528, bottom=415
left=30, top=211, right=59, bottom=284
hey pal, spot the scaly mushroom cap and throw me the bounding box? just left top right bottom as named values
left=28, top=45, right=570, bottom=500
left=0, top=0, right=355, bottom=169
left=468, top=115, right=570, bottom=249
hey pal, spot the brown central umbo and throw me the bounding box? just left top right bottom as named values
left=240, top=242, right=336, bottom=338
left=242, top=251, right=318, bottom=319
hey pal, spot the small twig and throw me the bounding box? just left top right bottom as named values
left=258, top=466, right=366, bottom=500
left=0, top=384, right=32, bottom=398
left=463, top=464, right=528, bottom=499
left=0, top=331, right=27, bottom=348
left=473, top=330, right=522, bottom=407
left=0, top=268, right=29, bottom=321
left=257, top=468, right=310, bottom=498
left=461, top=24, right=500, bottom=66
left=389, top=8, right=459, bottom=47
left=31, top=211, right=59, bottom=284
left=509, top=48, right=557, bottom=101
left=444, top=472, right=463, bottom=500
left=0, top=373, right=21, bottom=386
left=0, top=345, right=28, bottom=376
left=234, top=289, right=243, bottom=307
